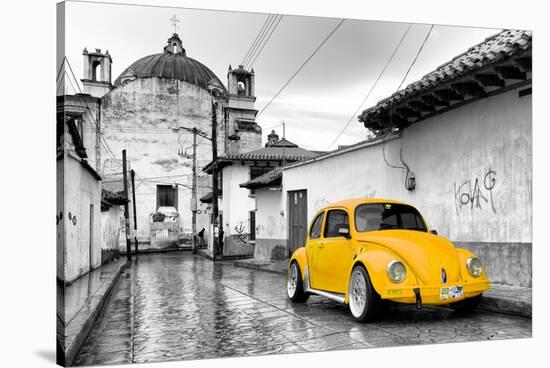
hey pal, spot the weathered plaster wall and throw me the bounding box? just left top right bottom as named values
left=57, top=157, right=65, bottom=281
left=63, top=155, right=102, bottom=283
left=254, top=189, right=287, bottom=261
left=283, top=87, right=532, bottom=287
left=100, top=77, right=225, bottom=247
left=221, top=164, right=255, bottom=256
left=100, top=205, right=122, bottom=264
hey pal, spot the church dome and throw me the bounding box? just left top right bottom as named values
left=114, top=33, right=227, bottom=94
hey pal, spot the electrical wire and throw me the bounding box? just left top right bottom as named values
left=326, top=23, right=413, bottom=150
left=246, top=15, right=283, bottom=70
left=241, top=14, right=276, bottom=67
left=383, top=24, right=435, bottom=190
left=257, top=18, right=346, bottom=118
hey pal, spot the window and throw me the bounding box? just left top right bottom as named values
left=156, top=185, right=178, bottom=209
left=324, top=210, right=349, bottom=238
left=309, top=212, right=325, bottom=239
left=355, top=203, right=427, bottom=232
left=91, top=60, right=101, bottom=81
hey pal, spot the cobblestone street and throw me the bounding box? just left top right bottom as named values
left=74, top=253, right=531, bottom=366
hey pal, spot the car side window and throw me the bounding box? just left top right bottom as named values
left=324, top=210, right=349, bottom=238
left=309, top=212, right=325, bottom=239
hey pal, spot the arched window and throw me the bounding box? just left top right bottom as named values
left=237, top=81, right=246, bottom=96
left=91, top=60, right=101, bottom=81
left=173, top=43, right=177, bottom=54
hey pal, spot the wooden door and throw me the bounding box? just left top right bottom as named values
left=288, top=190, right=308, bottom=254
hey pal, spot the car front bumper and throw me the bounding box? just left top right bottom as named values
left=379, top=279, right=490, bottom=305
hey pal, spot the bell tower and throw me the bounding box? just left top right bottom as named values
left=225, top=65, right=261, bottom=153
left=81, top=48, right=113, bottom=98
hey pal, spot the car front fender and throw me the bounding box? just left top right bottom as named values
left=348, top=244, right=419, bottom=300
left=289, top=247, right=308, bottom=280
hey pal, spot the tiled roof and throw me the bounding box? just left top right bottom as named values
left=199, top=191, right=212, bottom=203
left=240, top=167, right=282, bottom=189
left=202, top=143, right=318, bottom=173
left=359, top=29, right=532, bottom=130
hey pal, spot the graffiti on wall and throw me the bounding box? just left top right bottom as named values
left=365, top=190, right=377, bottom=198
left=313, top=198, right=330, bottom=212
left=454, top=169, right=497, bottom=215
left=232, top=221, right=248, bottom=244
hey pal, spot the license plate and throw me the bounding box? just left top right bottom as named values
left=440, top=286, right=464, bottom=300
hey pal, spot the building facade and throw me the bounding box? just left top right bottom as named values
left=81, top=33, right=262, bottom=251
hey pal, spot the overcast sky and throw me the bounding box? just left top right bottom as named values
left=62, top=0, right=501, bottom=150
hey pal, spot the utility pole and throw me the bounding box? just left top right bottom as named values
left=122, top=150, right=131, bottom=261
left=130, top=169, right=138, bottom=256
left=211, top=100, right=220, bottom=261
left=191, top=128, right=198, bottom=254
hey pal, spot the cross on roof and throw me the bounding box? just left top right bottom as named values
left=170, top=14, right=180, bottom=34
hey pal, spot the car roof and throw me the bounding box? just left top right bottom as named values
left=323, top=198, right=409, bottom=211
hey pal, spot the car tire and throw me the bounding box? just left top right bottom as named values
left=450, top=294, right=482, bottom=312
left=287, top=261, right=309, bottom=303
left=348, top=265, right=380, bottom=322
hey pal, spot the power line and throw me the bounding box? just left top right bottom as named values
left=326, top=23, right=413, bottom=150
left=241, top=14, right=276, bottom=67
left=396, top=24, right=435, bottom=92
left=227, top=14, right=283, bottom=94
left=257, top=18, right=346, bottom=118
left=246, top=15, right=283, bottom=70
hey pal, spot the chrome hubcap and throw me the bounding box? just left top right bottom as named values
left=349, top=270, right=367, bottom=317
left=287, top=264, right=298, bottom=298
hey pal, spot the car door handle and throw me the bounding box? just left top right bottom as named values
left=318, top=244, right=325, bottom=249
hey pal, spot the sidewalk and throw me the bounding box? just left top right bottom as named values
left=233, top=259, right=531, bottom=318
left=57, top=259, right=128, bottom=366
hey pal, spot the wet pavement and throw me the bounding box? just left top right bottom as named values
left=74, top=253, right=531, bottom=366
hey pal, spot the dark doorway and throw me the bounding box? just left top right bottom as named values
left=288, top=190, right=307, bottom=255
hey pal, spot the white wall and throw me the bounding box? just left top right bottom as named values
left=63, top=154, right=102, bottom=282
left=255, top=189, right=285, bottom=240
left=221, top=164, right=256, bottom=255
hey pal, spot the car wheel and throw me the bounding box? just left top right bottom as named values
left=450, top=294, right=482, bottom=312
left=348, top=265, right=380, bottom=322
left=287, top=261, right=309, bottom=303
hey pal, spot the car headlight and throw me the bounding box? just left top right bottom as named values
left=467, top=257, right=483, bottom=277
left=387, top=260, right=406, bottom=283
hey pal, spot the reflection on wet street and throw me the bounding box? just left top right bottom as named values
left=74, top=253, right=531, bottom=365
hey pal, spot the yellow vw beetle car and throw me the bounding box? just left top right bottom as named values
left=287, top=198, right=490, bottom=322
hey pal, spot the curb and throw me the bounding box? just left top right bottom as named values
left=233, top=260, right=287, bottom=275
left=478, top=294, right=532, bottom=318
left=64, top=260, right=130, bottom=366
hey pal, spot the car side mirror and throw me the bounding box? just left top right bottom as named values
left=430, top=229, right=438, bottom=235
left=338, top=225, right=351, bottom=239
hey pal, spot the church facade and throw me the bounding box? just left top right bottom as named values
left=82, top=32, right=262, bottom=251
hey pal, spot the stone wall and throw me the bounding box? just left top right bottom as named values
left=283, top=86, right=532, bottom=287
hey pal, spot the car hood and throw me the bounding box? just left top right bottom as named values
left=356, top=230, right=461, bottom=284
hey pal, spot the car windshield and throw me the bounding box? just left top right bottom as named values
left=355, top=203, right=427, bottom=232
